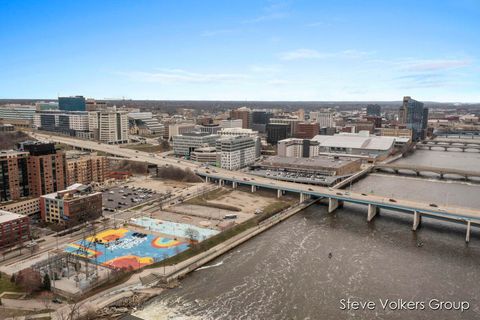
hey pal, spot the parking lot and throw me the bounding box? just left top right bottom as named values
left=101, top=185, right=164, bottom=214
left=248, top=168, right=340, bottom=186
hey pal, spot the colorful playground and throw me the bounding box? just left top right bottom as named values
left=64, top=228, right=190, bottom=270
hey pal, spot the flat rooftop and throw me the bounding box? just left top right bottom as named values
left=259, top=155, right=359, bottom=169
left=0, top=210, right=27, bottom=224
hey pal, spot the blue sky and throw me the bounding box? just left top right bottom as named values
left=1, top=0, right=479, bottom=102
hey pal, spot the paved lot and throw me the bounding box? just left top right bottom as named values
left=101, top=185, right=165, bottom=214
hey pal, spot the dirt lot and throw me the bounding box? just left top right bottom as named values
left=166, top=187, right=296, bottom=224
left=126, top=176, right=197, bottom=193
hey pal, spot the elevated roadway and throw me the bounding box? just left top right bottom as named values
left=373, top=164, right=480, bottom=180
left=31, top=132, right=480, bottom=242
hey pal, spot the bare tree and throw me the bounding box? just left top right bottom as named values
left=184, top=228, right=200, bottom=246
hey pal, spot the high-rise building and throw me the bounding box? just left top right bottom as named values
left=88, top=109, right=129, bottom=144
left=216, top=136, right=256, bottom=170
left=294, top=122, right=320, bottom=139
left=66, top=153, right=109, bottom=186
left=168, top=123, right=196, bottom=140
left=58, top=96, right=86, bottom=111
left=269, top=117, right=302, bottom=136
left=366, top=104, right=381, bottom=117
left=277, top=138, right=319, bottom=158
left=0, top=150, right=30, bottom=202
left=398, top=96, right=428, bottom=141
left=251, top=110, right=272, bottom=133
left=266, top=123, right=291, bottom=145
left=219, top=119, right=243, bottom=129
left=172, top=132, right=219, bottom=157
left=230, top=107, right=251, bottom=129
left=313, top=110, right=335, bottom=128
left=34, top=111, right=89, bottom=136
left=18, top=142, right=67, bottom=198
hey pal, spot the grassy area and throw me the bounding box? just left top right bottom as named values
left=184, top=188, right=241, bottom=211
left=120, top=143, right=166, bottom=153
left=0, top=272, right=22, bottom=294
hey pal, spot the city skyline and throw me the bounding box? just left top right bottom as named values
left=1, top=0, right=479, bottom=102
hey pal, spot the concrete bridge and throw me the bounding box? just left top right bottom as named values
left=416, top=144, right=480, bottom=152
left=422, top=139, right=480, bottom=146
left=31, top=132, right=480, bottom=243
left=373, top=164, right=480, bottom=180
left=200, top=172, right=480, bottom=243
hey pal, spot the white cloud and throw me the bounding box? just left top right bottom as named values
left=402, top=59, right=471, bottom=71
left=120, top=69, right=248, bottom=84
left=279, top=49, right=328, bottom=61
left=279, top=48, right=374, bottom=61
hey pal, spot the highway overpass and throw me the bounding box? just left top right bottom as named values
left=31, top=132, right=480, bottom=242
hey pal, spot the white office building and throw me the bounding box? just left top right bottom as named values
left=219, top=119, right=243, bottom=129
left=311, top=110, right=335, bottom=128
left=88, top=109, right=129, bottom=144
left=277, top=138, right=320, bottom=158
left=0, top=105, right=36, bottom=122
left=172, top=132, right=219, bottom=157
left=216, top=136, right=256, bottom=170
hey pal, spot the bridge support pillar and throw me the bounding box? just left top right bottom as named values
left=232, top=181, right=237, bottom=189
left=466, top=221, right=471, bottom=243
left=300, top=193, right=304, bottom=202
left=277, top=189, right=282, bottom=198
left=412, top=211, right=421, bottom=231
left=367, top=204, right=379, bottom=222
left=328, top=198, right=339, bottom=213
left=205, top=176, right=209, bottom=183
left=251, top=185, right=256, bottom=193
left=439, top=173, right=444, bottom=179
left=219, top=179, right=223, bottom=186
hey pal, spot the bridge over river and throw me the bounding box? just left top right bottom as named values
left=373, top=163, right=480, bottom=180
left=31, top=132, right=480, bottom=243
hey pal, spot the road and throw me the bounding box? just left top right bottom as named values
left=31, top=132, right=480, bottom=223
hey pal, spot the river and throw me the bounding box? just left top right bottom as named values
left=135, top=149, right=480, bottom=320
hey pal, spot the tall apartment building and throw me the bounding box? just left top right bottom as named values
left=0, top=150, right=30, bottom=202
left=398, top=96, right=428, bottom=141
left=19, top=142, right=67, bottom=198
left=172, top=132, right=219, bottom=157
left=40, top=184, right=102, bottom=224
left=88, top=109, right=129, bottom=144
left=58, top=96, right=86, bottom=111
left=66, top=153, right=109, bottom=186
left=0, top=210, right=30, bottom=249
left=230, top=107, right=251, bottom=129
left=216, top=136, right=256, bottom=170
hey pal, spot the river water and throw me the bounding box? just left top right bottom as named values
left=135, top=149, right=480, bottom=320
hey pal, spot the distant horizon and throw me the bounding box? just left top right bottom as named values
left=1, top=97, right=479, bottom=105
